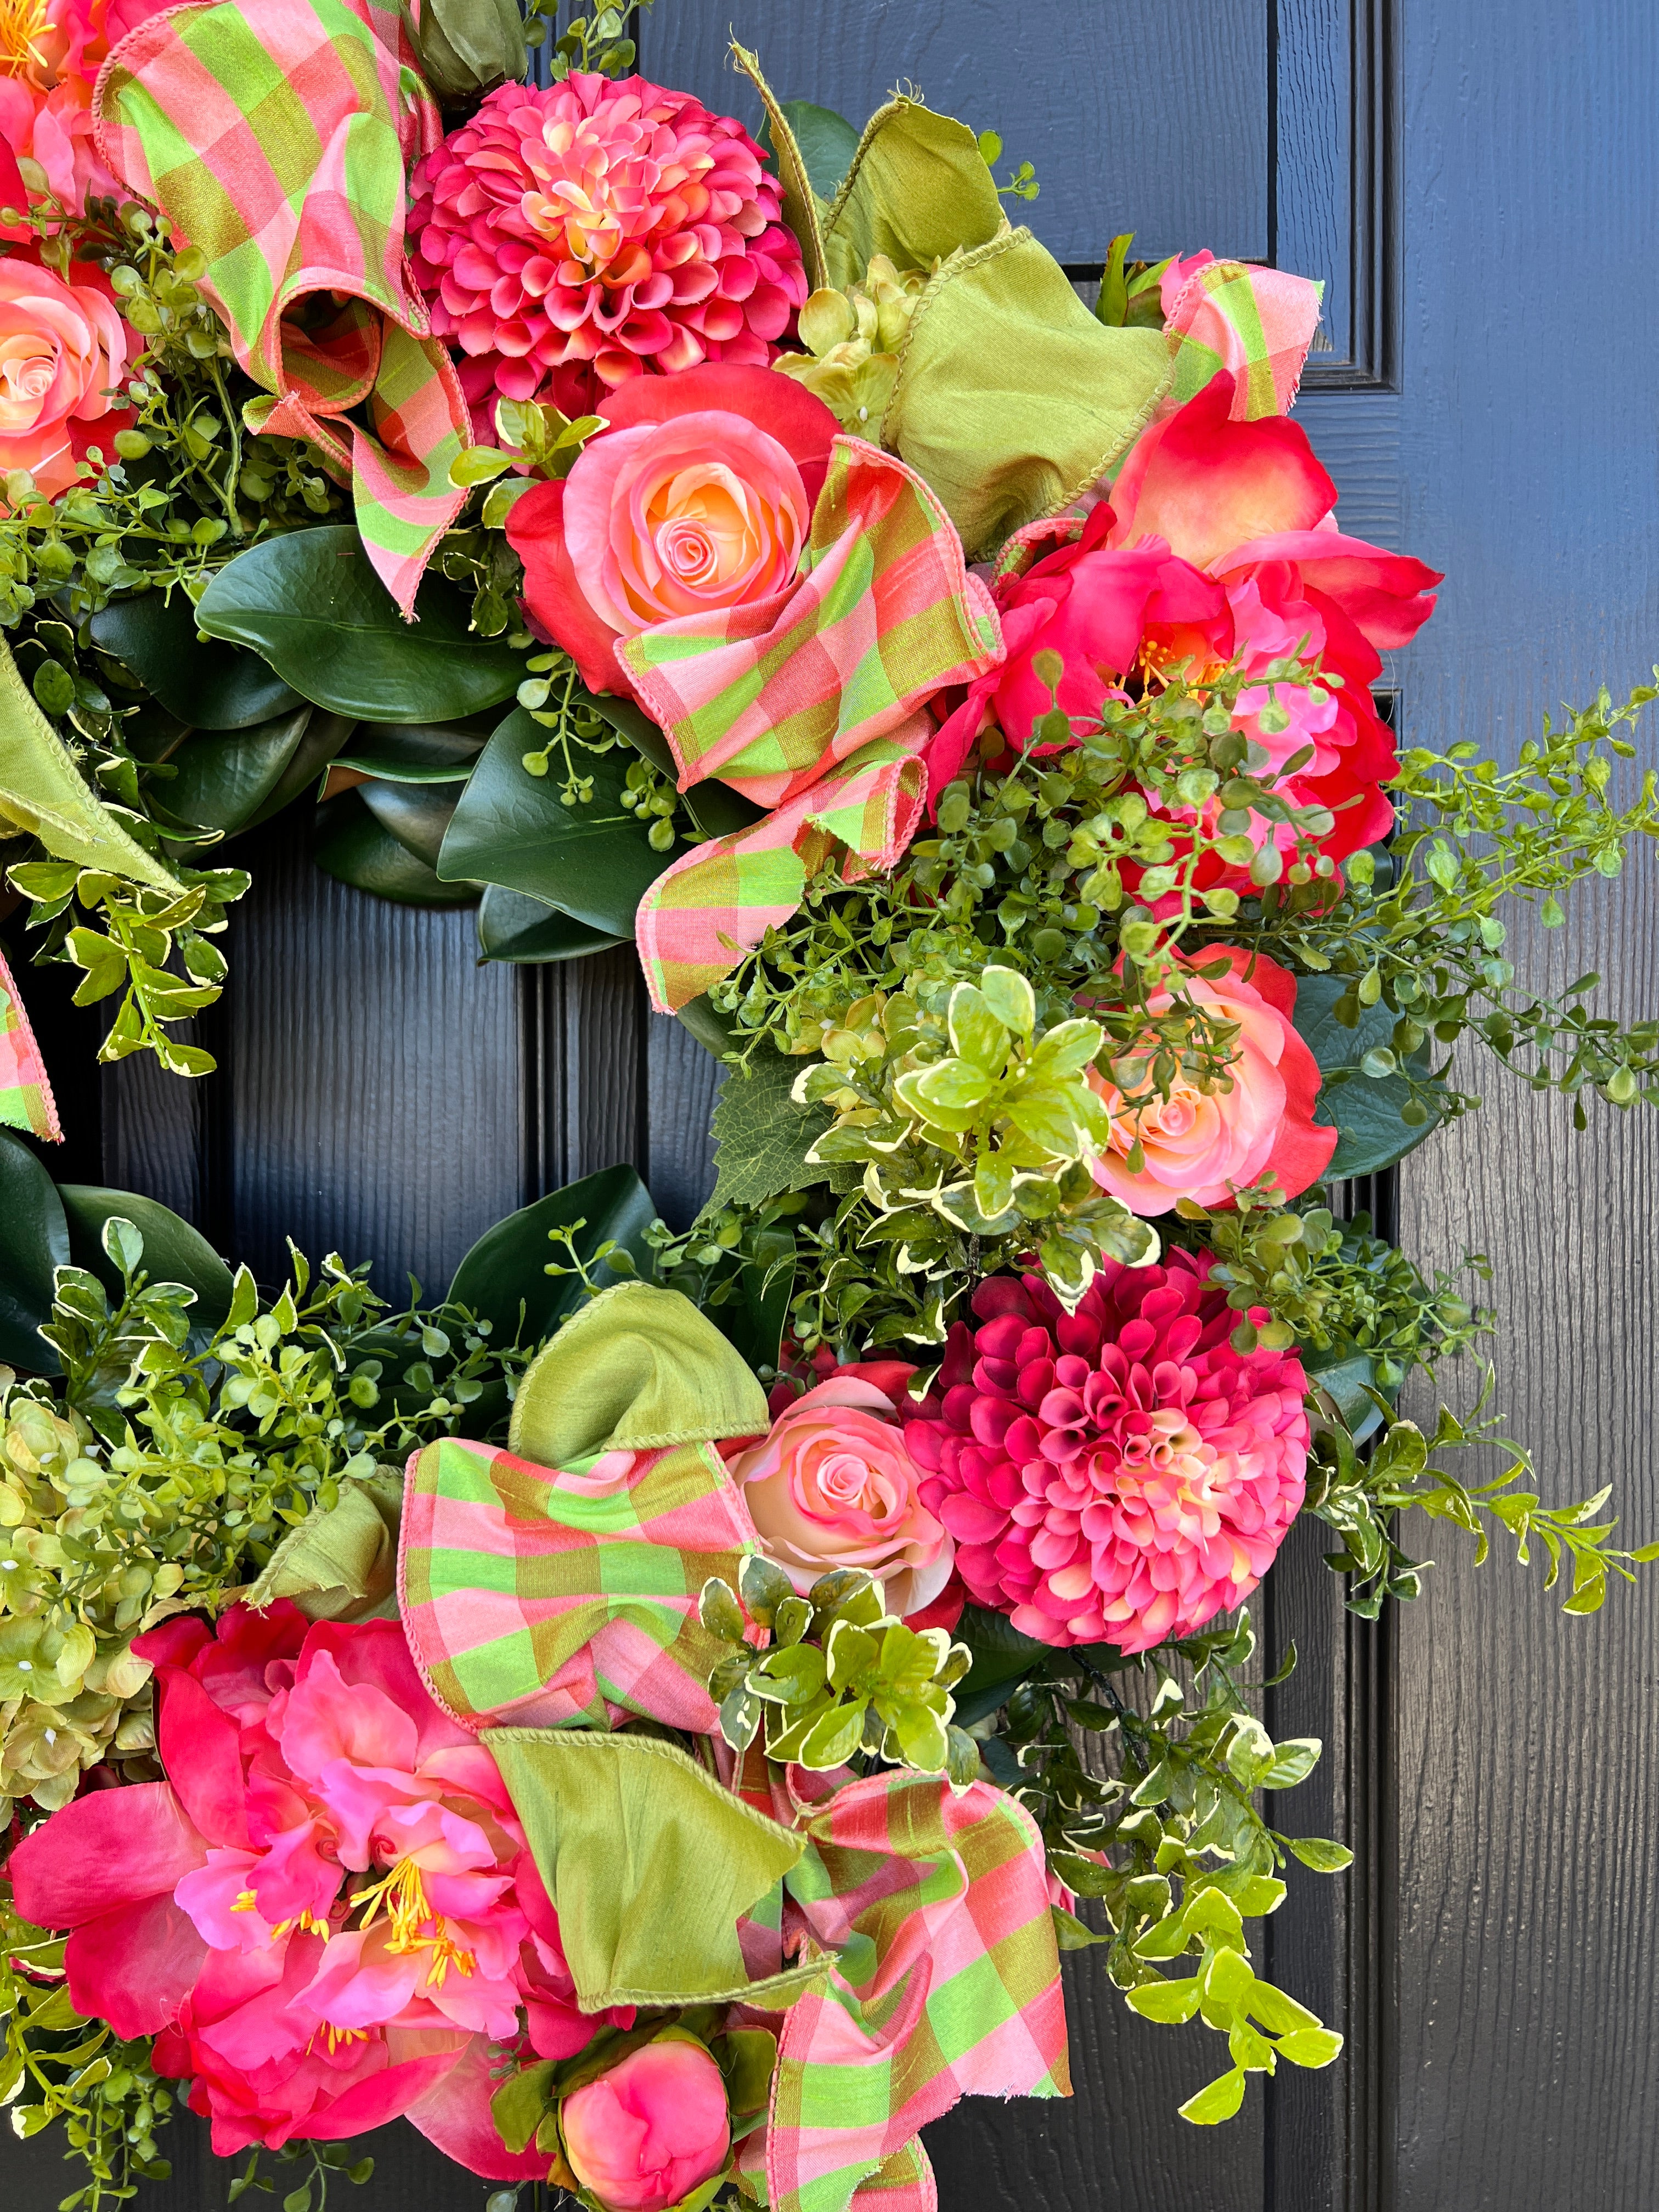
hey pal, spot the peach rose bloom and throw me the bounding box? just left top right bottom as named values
left=0, top=256, right=128, bottom=496
left=728, top=1375, right=954, bottom=1621
left=1088, top=945, right=1336, bottom=1214
left=561, top=408, right=810, bottom=634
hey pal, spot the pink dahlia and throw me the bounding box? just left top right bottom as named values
left=905, top=1254, right=1309, bottom=1651
left=407, top=71, right=807, bottom=439
left=6, top=1604, right=625, bottom=2173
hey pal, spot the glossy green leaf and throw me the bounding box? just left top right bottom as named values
left=331, top=720, right=490, bottom=785
left=1178, top=2067, right=1248, bottom=2126
left=57, top=1185, right=234, bottom=1328
left=196, top=526, right=524, bottom=723
left=312, top=790, right=477, bottom=907
left=1295, top=972, right=1444, bottom=1178
left=244, top=710, right=356, bottom=830
left=476, top=883, right=629, bottom=964
left=0, top=1129, right=68, bottom=1372
left=356, top=779, right=459, bottom=869
left=437, top=707, right=668, bottom=934
left=90, top=589, right=302, bottom=729
left=445, top=1164, right=657, bottom=1347
left=156, top=705, right=314, bottom=833
left=776, top=99, right=861, bottom=198
left=952, top=1604, right=1049, bottom=1725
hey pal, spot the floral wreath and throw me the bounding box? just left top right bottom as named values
left=1, top=5, right=1657, bottom=2211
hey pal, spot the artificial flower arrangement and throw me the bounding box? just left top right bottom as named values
left=2, top=4, right=1659, bottom=2210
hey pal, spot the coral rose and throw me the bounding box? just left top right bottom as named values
left=407, top=72, right=806, bottom=435
left=0, top=252, right=128, bottom=495
left=1087, top=945, right=1335, bottom=1213
left=905, top=1254, right=1310, bottom=1650
left=561, top=2035, right=732, bottom=2211
left=506, top=362, right=838, bottom=696
left=728, top=1369, right=955, bottom=1622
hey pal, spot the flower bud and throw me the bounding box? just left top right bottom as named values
left=560, top=2036, right=731, bottom=2211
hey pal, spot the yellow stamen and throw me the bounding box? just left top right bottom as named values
left=268, top=1907, right=331, bottom=1940
left=0, top=0, right=52, bottom=86
left=350, top=1857, right=476, bottom=1988
left=313, top=2023, right=370, bottom=2055
left=229, top=1889, right=258, bottom=1914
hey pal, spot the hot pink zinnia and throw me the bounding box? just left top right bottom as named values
left=904, top=1255, right=1309, bottom=1652
left=407, top=71, right=806, bottom=438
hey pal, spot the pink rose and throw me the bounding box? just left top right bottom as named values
left=729, top=1372, right=954, bottom=1621
left=1087, top=945, right=1335, bottom=1214
left=0, top=253, right=129, bottom=496
left=561, top=2035, right=732, bottom=2212
left=505, top=361, right=838, bottom=696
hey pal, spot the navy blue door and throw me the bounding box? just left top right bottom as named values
left=11, top=4, right=1659, bottom=2209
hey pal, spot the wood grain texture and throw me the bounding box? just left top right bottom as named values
left=646, top=1011, right=724, bottom=1229
left=1391, top=0, right=1659, bottom=2200
left=219, top=814, right=523, bottom=1297
left=646, top=0, right=1268, bottom=266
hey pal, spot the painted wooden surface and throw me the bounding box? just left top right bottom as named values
left=12, top=0, right=1659, bottom=2207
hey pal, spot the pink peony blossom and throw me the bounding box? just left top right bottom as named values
left=7, top=1604, right=624, bottom=2171
left=0, top=250, right=128, bottom=493
left=905, top=1254, right=1309, bottom=1651
left=728, top=1368, right=955, bottom=1623
left=0, top=0, right=171, bottom=213
left=561, top=2034, right=732, bottom=2211
left=407, top=71, right=807, bottom=437
left=1085, top=945, right=1335, bottom=1213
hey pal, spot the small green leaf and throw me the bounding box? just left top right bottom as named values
left=1125, top=1976, right=1202, bottom=2024
left=1178, top=2067, right=1248, bottom=2126
left=1287, top=1836, right=1354, bottom=1874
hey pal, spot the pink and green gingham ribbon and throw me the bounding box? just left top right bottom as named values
left=624, top=436, right=1005, bottom=1014
left=95, top=0, right=467, bottom=615
left=761, top=1769, right=1069, bottom=2212
left=0, top=946, right=59, bottom=1141
left=398, top=1433, right=754, bottom=1736
left=1164, top=256, right=1324, bottom=417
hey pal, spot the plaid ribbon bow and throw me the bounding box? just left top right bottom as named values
left=0, top=947, right=59, bottom=1142
left=95, top=0, right=469, bottom=615
left=399, top=1283, right=770, bottom=1734
left=625, top=436, right=1005, bottom=1014
left=1164, top=256, right=1325, bottom=419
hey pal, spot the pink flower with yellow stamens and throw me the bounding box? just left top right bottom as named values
left=7, top=1604, right=630, bottom=2175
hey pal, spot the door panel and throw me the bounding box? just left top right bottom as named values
left=651, top=0, right=1269, bottom=266
left=13, top=1, right=1659, bottom=2208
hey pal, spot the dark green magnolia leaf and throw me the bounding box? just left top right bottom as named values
left=951, top=1604, right=1049, bottom=1725
left=244, top=710, right=357, bottom=830
left=708, top=1048, right=831, bottom=1211
left=775, top=100, right=860, bottom=198
left=90, top=589, right=302, bottom=729
left=332, top=720, right=489, bottom=785
left=312, top=790, right=476, bottom=907
left=676, top=991, right=741, bottom=1060
left=578, top=691, right=766, bottom=841
left=156, top=705, right=314, bottom=834
left=444, top=1165, right=657, bottom=1348
left=437, top=707, right=668, bottom=935
left=196, top=526, right=524, bottom=723
left=0, top=1130, right=68, bottom=1372
left=57, top=1186, right=234, bottom=1328
left=1301, top=1346, right=1390, bottom=1445
left=476, top=884, right=629, bottom=965
left=1294, top=972, right=1444, bottom=1177
left=357, top=779, right=459, bottom=869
